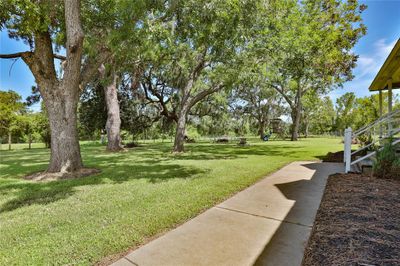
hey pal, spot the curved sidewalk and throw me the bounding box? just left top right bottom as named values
left=112, top=161, right=343, bottom=266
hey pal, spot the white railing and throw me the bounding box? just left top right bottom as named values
left=344, top=110, right=400, bottom=173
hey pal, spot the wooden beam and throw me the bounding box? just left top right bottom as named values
left=388, top=79, right=393, bottom=113
left=388, top=79, right=393, bottom=134
left=379, top=90, right=383, bottom=138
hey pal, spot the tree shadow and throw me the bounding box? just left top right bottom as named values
left=0, top=142, right=326, bottom=216
left=254, top=162, right=343, bottom=266
left=167, top=143, right=308, bottom=161
left=0, top=156, right=205, bottom=213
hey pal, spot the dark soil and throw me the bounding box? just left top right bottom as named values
left=124, top=142, right=140, bottom=148
left=24, top=168, right=101, bottom=181
left=303, top=173, right=400, bottom=266
left=323, top=150, right=366, bottom=163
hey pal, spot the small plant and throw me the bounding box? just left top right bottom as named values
left=373, top=139, right=400, bottom=179
left=358, top=133, right=377, bottom=152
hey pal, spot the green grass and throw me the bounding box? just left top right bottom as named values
left=0, top=137, right=343, bottom=265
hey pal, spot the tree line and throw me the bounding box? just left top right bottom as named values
left=0, top=0, right=366, bottom=175
left=4, top=89, right=398, bottom=149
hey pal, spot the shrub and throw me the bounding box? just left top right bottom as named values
left=373, top=140, right=400, bottom=179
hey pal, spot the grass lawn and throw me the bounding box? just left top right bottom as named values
left=0, top=137, right=343, bottom=265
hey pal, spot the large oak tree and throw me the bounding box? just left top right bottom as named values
left=0, top=0, right=110, bottom=173
left=135, top=0, right=262, bottom=152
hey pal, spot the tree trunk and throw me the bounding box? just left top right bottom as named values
left=173, top=107, right=188, bottom=152
left=291, top=105, right=302, bottom=141
left=304, top=121, right=309, bottom=138
left=291, top=87, right=302, bottom=141
left=258, top=120, right=266, bottom=139
left=8, top=131, right=11, bottom=150
left=0, top=0, right=86, bottom=174
left=104, top=74, right=123, bottom=151
left=28, top=133, right=32, bottom=149
left=44, top=88, right=83, bottom=173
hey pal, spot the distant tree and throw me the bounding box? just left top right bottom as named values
left=257, top=0, right=366, bottom=140
left=33, top=110, right=51, bottom=148
left=24, top=87, right=51, bottom=148
left=0, top=90, right=25, bottom=150
left=302, top=93, right=335, bottom=136
left=231, top=66, right=286, bottom=139
left=334, top=92, right=357, bottom=133
left=136, top=0, right=261, bottom=152
left=191, top=92, right=233, bottom=137
left=78, top=84, right=107, bottom=140
left=119, top=81, right=159, bottom=142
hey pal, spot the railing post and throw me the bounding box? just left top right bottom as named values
left=344, top=127, right=352, bottom=173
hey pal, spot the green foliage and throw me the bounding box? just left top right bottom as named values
left=0, top=0, right=63, bottom=47
left=32, top=110, right=51, bottom=148
left=253, top=0, right=366, bottom=139
left=302, top=92, right=336, bottom=135
left=186, top=125, right=201, bottom=139
left=373, top=140, right=400, bottom=179
left=78, top=85, right=107, bottom=139
left=333, top=92, right=399, bottom=133
left=334, top=92, right=357, bottom=133
left=0, top=90, right=26, bottom=139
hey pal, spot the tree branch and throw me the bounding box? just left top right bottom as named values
left=54, top=54, right=66, bottom=60
left=269, top=83, right=294, bottom=110
left=0, top=52, right=29, bottom=59
left=0, top=52, right=65, bottom=60
left=189, top=83, right=224, bottom=109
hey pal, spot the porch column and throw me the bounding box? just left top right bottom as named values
left=379, top=90, right=383, bottom=138
left=388, top=79, right=393, bottom=135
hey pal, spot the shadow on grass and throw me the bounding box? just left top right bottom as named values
left=0, top=160, right=206, bottom=213
left=0, top=141, right=317, bottom=214
left=138, top=142, right=307, bottom=161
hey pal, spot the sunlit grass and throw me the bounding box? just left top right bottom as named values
left=0, top=137, right=343, bottom=265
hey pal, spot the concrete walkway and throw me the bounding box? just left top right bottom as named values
left=112, top=161, right=343, bottom=266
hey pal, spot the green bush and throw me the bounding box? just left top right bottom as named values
left=373, top=140, right=400, bottom=179
left=186, top=125, right=201, bottom=139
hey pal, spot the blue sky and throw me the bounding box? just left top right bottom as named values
left=0, top=0, right=400, bottom=111
left=329, top=0, right=400, bottom=102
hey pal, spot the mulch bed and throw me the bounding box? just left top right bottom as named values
left=323, top=150, right=367, bottom=163
left=302, top=173, right=400, bottom=266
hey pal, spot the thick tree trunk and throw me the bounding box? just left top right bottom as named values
left=8, top=131, right=11, bottom=150
left=258, top=120, right=266, bottom=139
left=104, top=75, right=123, bottom=151
left=0, top=0, right=86, bottom=175
left=173, top=107, right=188, bottom=152
left=291, top=88, right=302, bottom=141
left=44, top=88, right=83, bottom=173
left=291, top=105, right=302, bottom=141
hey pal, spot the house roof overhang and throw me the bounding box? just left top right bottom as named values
left=369, top=38, right=400, bottom=92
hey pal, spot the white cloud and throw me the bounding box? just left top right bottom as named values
left=353, top=38, right=396, bottom=81
left=329, top=38, right=397, bottom=103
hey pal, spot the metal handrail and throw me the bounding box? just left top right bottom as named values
left=353, top=109, right=400, bottom=137
left=351, top=127, right=400, bottom=156
left=351, top=138, right=400, bottom=166
left=344, top=110, right=400, bottom=173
